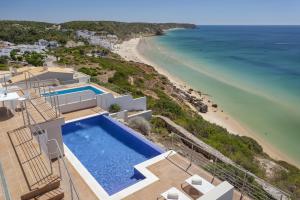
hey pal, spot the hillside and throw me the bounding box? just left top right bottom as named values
left=60, top=21, right=196, bottom=40
left=0, top=20, right=196, bottom=44
left=0, top=20, right=74, bottom=44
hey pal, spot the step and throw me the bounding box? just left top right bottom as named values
left=21, top=180, right=60, bottom=200
left=8, top=126, right=60, bottom=190
left=21, top=89, right=59, bottom=123
left=37, top=188, right=64, bottom=200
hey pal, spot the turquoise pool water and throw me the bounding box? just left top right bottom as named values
left=44, top=86, right=104, bottom=96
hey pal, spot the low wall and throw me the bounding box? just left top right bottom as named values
left=109, top=110, right=128, bottom=121
left=59, top=99, right=97, bottom=113
left=198, top=182, right=234, bottom=200
left=45, top=90, right=95, bottom=105
left=110, top=110, right=152, bottom=122
left=45, top=87, right=147, bottom=114
left=55, top=90, right=96, bottom=105
left=128, top=110, right=152, bottom=121
left=96, top=93, right=146, bottom=111
left=32, top=117, right=65, bottom=159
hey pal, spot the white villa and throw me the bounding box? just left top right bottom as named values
left=0, top=67, right=289, bottom=200
left=76, top=30, right=118, bottom=50
left=0, top=39, right=59, bottom=58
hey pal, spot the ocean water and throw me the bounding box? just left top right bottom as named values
left=138, top=26, right=300, bottom=166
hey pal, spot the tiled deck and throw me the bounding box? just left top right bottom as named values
left=0, top=108, right=30, bottom=199
left=1, top=107, right=248, bottom=200
left=63, top=106, right=106, bottom=121
left=124, top=153, right=246, bottom=200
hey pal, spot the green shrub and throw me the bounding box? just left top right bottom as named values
left=0, top=64, right=8, bottom=71
left=78, top=67, right=98, bottom=76
left=24, top=52, right=45, bottom=66
left=0, top=56, right=8, bottom=64
left=109, top=104, right=121, bottom=113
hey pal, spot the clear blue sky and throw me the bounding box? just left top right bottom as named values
left=1, top=0, right=299, bottom=25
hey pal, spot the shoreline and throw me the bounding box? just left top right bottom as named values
left=113, top=37, right=298, bottom=167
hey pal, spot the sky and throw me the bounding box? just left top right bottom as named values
left=0, top=0, right=300, bottom=25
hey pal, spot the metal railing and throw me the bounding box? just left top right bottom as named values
left=21, top=99, right=80, bottom=200
left=24, top=71, right=61, bottom=118
left=0, top=72, right=11, bottom=91
left=0, top=161, right=11, bottom=200
left=167, top=132, right=291, bottom=200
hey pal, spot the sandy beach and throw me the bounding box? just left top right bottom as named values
left=113, top=37, right=297, bottom=166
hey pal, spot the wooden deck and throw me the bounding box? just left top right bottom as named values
left=0, top=107, right=249, bottom=200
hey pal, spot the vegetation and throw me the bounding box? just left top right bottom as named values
left=0, top=56, right=8, bottom=64
left=0, top=21, right=74, bottom=44
left=0, top=64, right=8, bottom=71
left=0, top=56, right=9, bottom=70
left=109, top=104, right=121, bottom=113
left=61, top=21, right=195, bottom=40
left=128, top=117, right=151, bottom=136
left=0, top=20, right=195, bottom=44
left=24, top=52, right=45, bottom=66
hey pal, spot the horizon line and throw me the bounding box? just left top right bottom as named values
left=0, top=19, right=300, bottom=26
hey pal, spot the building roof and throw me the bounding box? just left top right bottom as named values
left=10, top=66, right=74, bottom=83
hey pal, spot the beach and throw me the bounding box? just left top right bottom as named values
left=113, top=37, right=297, bottom=167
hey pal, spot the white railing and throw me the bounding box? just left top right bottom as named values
left=0, top=161, right=11, bottom=200
left=167, top=132, right=291, bottom=200
left=24, top=71, right=61, bottom=118
left=23, top=101, right=80, bottom=200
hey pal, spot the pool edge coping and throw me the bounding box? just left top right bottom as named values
left=63, top=113, right=175, bottom=200
left=65, top=145, right=176, bottom=200
left=43, top=84, right=108, bottom=96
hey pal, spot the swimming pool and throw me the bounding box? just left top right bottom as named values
left=44, top=86, right=104, bottom=96
left=62, top=114, right=163, bottom=195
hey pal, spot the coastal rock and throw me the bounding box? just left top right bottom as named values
left=198, top=104, right=208, bottom=113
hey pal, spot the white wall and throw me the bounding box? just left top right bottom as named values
left=96, top=93, right=147, bottom=111
left=198, top=182, right=234, bottom=200
left=32, top=117, right=65, bottom=159
left=47, top=90, right=96, bottom=105
left=45, top=87, right=147, bottom=114
left=128, top=110, right=152, bottom=121
left=59, top=99, right=97, bottom=113
left=109, top=110, right=128, bottom=121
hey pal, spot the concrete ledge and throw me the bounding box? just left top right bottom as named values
left=198, top=181, right=234, bottom=200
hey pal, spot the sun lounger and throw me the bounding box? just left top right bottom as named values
left=160, top=187, right=192, bottom=200
left=185, top=175, right=215, bottom=194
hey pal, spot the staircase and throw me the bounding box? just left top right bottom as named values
left=8, top=126, right=64, bottom=200
left=6, top=70, right=80, bottom=200
left=20, top=88, right=60, bottom=124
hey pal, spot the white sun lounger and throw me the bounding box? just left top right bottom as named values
left=160, top=187, right=192, bottom=200
left=185, top=175, right=215, bottom=194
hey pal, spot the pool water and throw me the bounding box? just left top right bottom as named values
left=44, top=86, right=104, bottom=96
left=62, top=115, right=163, bottom=195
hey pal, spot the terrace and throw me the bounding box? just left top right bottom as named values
left=0, top=69, right=290, bottom=200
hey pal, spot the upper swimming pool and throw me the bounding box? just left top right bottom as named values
left=62, top=114, right=163, bottom=195
left=44, top=86, right=104, bottom=96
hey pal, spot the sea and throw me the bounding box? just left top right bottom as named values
left=137, top=26, right=300, bottom=166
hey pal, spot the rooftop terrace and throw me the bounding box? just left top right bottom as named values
left=0, top=107, right=245, bottom=200
left=0, top=70, right=291, bottom=200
